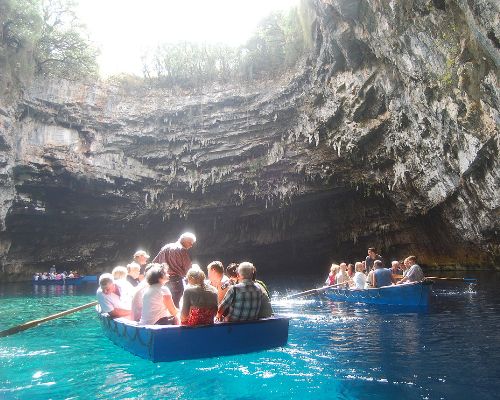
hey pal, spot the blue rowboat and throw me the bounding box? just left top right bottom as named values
left=97, top=313, right=290, bottom=362
left=81, top=275, right=98, bottom=282
left=322, top=281, right=433, bottom=306
left=32, top=277, right=84, bottom=285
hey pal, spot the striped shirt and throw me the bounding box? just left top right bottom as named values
left=218, top=280, right=262, bottom=321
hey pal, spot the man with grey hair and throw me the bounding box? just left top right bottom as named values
left=217, top=262, right=263, bottom=322
left=96, top=273, right=131, bottom=319
left=152, top=232, right=196, bottom=307
left=133, top=250, right=150, bottom=280
left=397, top=256, right=424, bottom=284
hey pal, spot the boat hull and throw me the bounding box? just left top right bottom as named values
left=32, top=277, right=84, bottom=285
left=98, top=313, right=290, bottom=362
left=81, top=275, right=98, bottom=282
left=323, top=281, right=432, bottom=306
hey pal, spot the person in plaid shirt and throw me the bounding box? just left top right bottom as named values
left=217, top=262, right=262, bottom=322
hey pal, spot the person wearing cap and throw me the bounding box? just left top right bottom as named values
left=133, top=250, right=150, bottom=280
left=152, top=232, right=196, bottom=307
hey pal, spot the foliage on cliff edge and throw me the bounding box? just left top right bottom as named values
left=0, top=0, right=98, bottom=84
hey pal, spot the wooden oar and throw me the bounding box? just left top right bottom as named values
left=0, top=300, right=98, bottom=338
left=394, top=275, right=477, bottom=283
left=425, top=277, right=477, bottom=282
left=284, top=282, right=349, bottom=300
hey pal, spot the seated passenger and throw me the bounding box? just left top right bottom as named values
left=181, top=267, right=218, bottom=326
left=133, top=250, right=150, bottom=281
left=390, top=260, right=403, bottom=276
left=126, top=262, right=141, bottom=287
left=397, top=256, right=424, bottom=284
left=371, top=260, right=396, bottom=288
left=217, top=262, right=262, bottom=322
left=140, top=264, right=179, bottom=325
left=131, top=263, right=156, bottom=322
left=96, top=273, right=131, bottom=319
left=207, top=261, right=230, bottom=303
left=347, top=263, right=355, bottom=278
left=325, top=264, right=339, bottom=286
left=225, top=263, right=239, bottom=285
left=351, top=262, right=367, bottom=289
left=112, top=266, right=135, bottom=309
left=336, top=263, right=349, bottom=286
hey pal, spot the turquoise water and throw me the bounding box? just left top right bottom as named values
left=1, top=272, right=500, bottom=399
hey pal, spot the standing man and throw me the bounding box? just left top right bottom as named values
left=152, top=232, right=196, bottom=307
left=365, top=247, right=384, bottom=272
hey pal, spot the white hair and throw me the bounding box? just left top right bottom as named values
left=112, top=266, right=128, bottom=280
left=179, top=232, right=196, bottom=243
left=237, top=262, right=255, bottom=280
left=99, top=273, right=114, bottom=289
left=127, top=262, right=141, bottom=272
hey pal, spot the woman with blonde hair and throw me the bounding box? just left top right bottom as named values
left=336, top=263, right=349, bottom=286
left=325, top=264, right=340, bottom=286
left=181, top=267, right=218, bottom=326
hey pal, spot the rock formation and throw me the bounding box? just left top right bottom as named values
left=0, top=0, right=498, bottom=280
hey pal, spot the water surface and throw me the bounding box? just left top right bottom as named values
left=1, top=272, right=499, bottom=399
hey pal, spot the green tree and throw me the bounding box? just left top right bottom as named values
left=141, top=4, right=312, bottom=88
left=0, top=0, right=97, bottom=81
left=35, top=0, right=98, bottom=79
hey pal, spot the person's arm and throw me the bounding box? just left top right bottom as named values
left=180, top=290, right=191, bottom=324
left=371, top=272, right=376, bottom=288
left=218, top=286, right=228, bottom=304
left=217, top=287, right=234, bottom=320
left=163, top=294, right=179, bottom=325
left=109, top=308, right=131, bottom=319
left=152, top=247, right=165, bottom=264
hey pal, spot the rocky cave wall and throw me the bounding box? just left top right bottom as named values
left=0, top=0, right=499, bottom=280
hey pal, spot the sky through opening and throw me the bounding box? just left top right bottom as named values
left=77, top=0, right=299, bottom=77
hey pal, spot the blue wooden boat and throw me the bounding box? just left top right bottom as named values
left=322, top=281, right=432, bottom=306
left=32, top=277, right=84, bottom=285
left=97, top=312, right=290, bottom=362
left=81, top=275, right=98, bottom=282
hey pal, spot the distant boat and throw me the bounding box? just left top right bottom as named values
left=97, top=312, right=290, bottom=362
left=32, top=277, right=84, bottom=285
left=81, top=275, right=98, bottom=282
left=322, top=281, right=433, bottom=306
